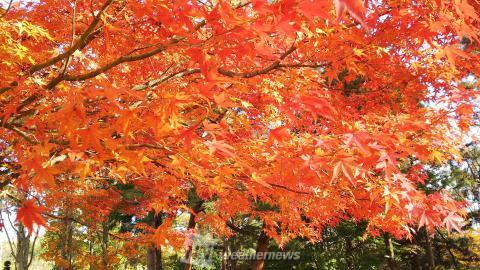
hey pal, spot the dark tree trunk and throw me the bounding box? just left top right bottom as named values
left=251, top=229, right=269, bottom=270
left=147, top=246, right=162, bottom=270
left=424, top=231, right=435, bottom=270
left=147, top=213, right=163, bottom=270
left=345, top=237, right=354, bottom=270
left=54, top=210, right=74, bottom=270
left=101, top=221, right=109, bottom=269
left=411, top=234, right=422, bottom=270
left=230, top=237, right=238, bottom=270
left=412, top=256, right=422, bottom=270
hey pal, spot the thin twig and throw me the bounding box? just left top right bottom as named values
left=1, top=211, right=17, bottom=260
left=27, top=228, right=40, bottom=267
left=0, top=0, right=13, bottom=18
left=218, top=45, right=297, bottom=78
left=28, top=0, right=115, bottom=74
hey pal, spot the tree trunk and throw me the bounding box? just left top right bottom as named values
left=412, top=255, right=422, bottom=270
left=230, top=237, right=238, bottom=270
left=63, top=212, right=74, bottom=270
left=383, top=233, right=398, bottom=270
left=147, top=213, right=163, bottom=270
left=182, top=213, right=196, bottom=270
left=183, top=202, right=203, bottom=270
left=424, top=231, right=435, bottom=270
left=147, top=246, right=162, bottom=270
left=345, top=237, right=354, bottom=270
left=221, top=238, right=228, bottom=270
left=53, top=210, right=74, bottom=270
left=16, top=223, right=30, bottom=270
left=411, top=233, right=422, bottom=270
left=251, top=229, right=269, bottom=270
left=101, top=221, right=109, bottom=269
left=89, top=237, right=93, bottom=270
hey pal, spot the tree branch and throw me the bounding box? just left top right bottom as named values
left=0, top=0, right=13, bottom=18
left=27, top=228, right=40, bottom=267
left=267, top=183, right=311, bottom=195
left=218, top=45, right=297, bottom=78
left=50, top=19, right=206, bottom=87
left=3, top=124, right=38, bottom=145
left=1, top=211, right=17, bottom=260
left=226, top=220, right=257, bottom=235
left=28, top=0, right=115, bottom=74
left=125, top=143, right=172, bottom=151
left=131, top=68, right=201, bottom=91
left=0, top=81, right=18, bottom=95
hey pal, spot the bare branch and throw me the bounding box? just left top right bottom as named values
left=125, top=143, right=172, bottom=151
left=46, top=19, right=207, bottom=89
left=3, top=124, right=38, bottom=145
left=28, top=0, right=115, bottom=74
left=61, top=44, right=169, bottom=83
left=1, top=211, right=17, bottom=260
left=267, top=183, right=311, bottom=195
left=59, top=0, right=78, bottom=77
left=131, top=68, right=201, bottom=91
left=218, top=45, right=297, bottom=78
left=0, top=81, right=18, bottom=95
left=0, top=0, right=13, bottom=18
left=27, top=228, right=40, bottom=267
left=5, top=209, right=19, bottom=235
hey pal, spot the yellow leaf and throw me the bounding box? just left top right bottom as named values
left=353, top=48, right=365, bottom=57
left=252, top=172, right=271, bottom=188
left=431, top=150, right=444, bottom=163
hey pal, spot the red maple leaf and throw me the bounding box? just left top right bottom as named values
left=17, top=200, right=47, bottom=233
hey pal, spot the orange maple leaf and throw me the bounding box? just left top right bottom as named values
left=269, top=126, right=292, bottom=143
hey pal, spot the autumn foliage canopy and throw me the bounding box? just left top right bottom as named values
left=1, top=0, right=479, bottom=254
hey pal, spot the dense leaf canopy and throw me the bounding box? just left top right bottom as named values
left=0, top=0, right=479, bottom=256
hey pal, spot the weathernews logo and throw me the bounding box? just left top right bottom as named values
left=181, top=232, right=300, bottom=267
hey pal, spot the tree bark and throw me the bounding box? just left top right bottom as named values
left=183, top=201, right=203, bottom=270
left=101, top=221, right=109, bottom=269
left=52, top=209, right=74, bottom=270
left=146, top=246, right=162, bottom=270
left=221, top=238, right=228, bottom=270
left=16, top=223, right=29, bottom=270
left=230, top=237, right=238, bottom=270
left=147, top=213, right=163, bottom=270
left=411, top=233, right=422, bottom=270
left=63, top=211, right=74, bottom=270
left=251, top=229, right=269, bottom=270
left=424, top=231, right=435, bottom=270
left=345, top=237, right=354, bottom=270
left=89, top=237, right=93, bottom=270
left=383, top=233, right=398, bottom=270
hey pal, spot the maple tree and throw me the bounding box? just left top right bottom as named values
left=0, top=0, right=479, bottom=269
